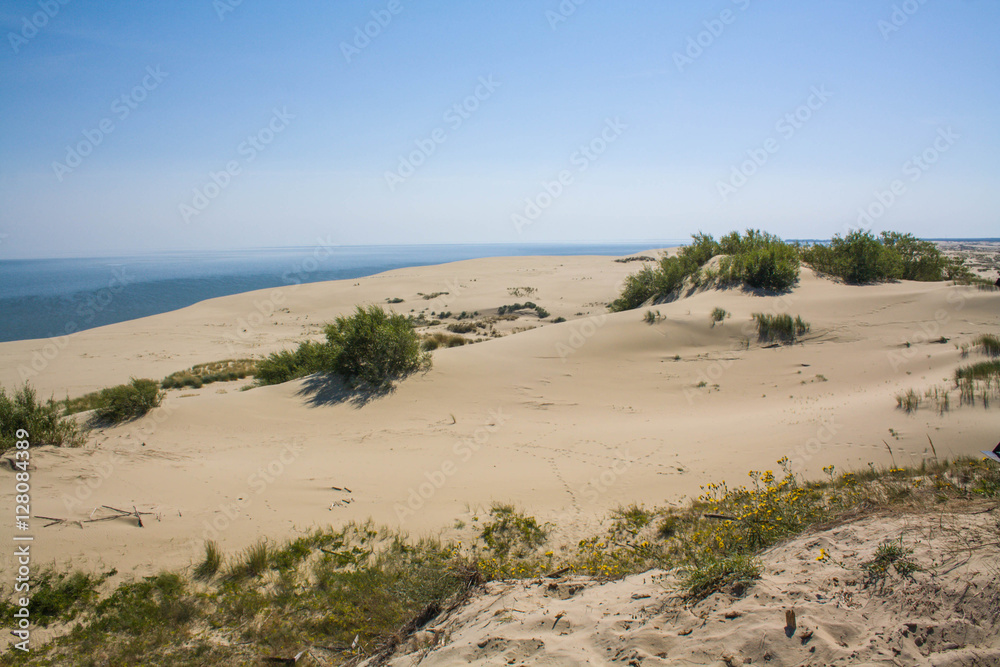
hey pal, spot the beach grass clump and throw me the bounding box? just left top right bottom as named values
left=479, top=503, right=547, bottom=558
left=710, top=307, right=728, bottom=324
left=681, top=554, right=762, bottom=601
left=496, top=301, right=549, bottom=319
left=92, top=378, right=163, bottom=424
left=0, top=383, right=85, bottom=452
left=896, top=389, right=921, bottom=413
left=254, top=340, right=333, bottom=386
left=975, top=334, right=1000, bottom=357
left=421, top=331, right=468, bottom=350
left=752, top=313, right=809, bottom=344
left=161, top=359, right=256, bottom=389
left=193, top=541, right=222, bottom=581
left=954, top=360, right=1000, bottom=382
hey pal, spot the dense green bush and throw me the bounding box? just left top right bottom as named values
left=799, top=231, right=962, bottom=284
left=0, top=383, right=84, bottom=452
left=718, top=230, right=800, bottom=290
left=94, top=378, right=163, bottom=423
left=325, top=306, right=428, bottom=388
left=611, top=230, right=799, bottom=311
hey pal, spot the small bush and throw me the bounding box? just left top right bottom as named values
left=385, top=297, right=404, bottom=304
left=325, top=305, right=428, bottom=388
left=479, top=504, right=547, bottom=557
left=255, top=341, right=335, bottom=386
left=711, top=307, right=728, bottom=323
left=552, top=316, right=566, bottom=323
left=446, top=322, right=477, bottom=334
left=643, top=310, right=657, bottom=324
left=0, top=383, right=84, bottom=452
left=92, top=378, right=163, bottom=424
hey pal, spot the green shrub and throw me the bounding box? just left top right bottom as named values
left=446, top=322, right=477, bottom=334
left=421, top=332, right=468, bottom=350
left=255, top=341, right=333, bottom=386
left=800, top=230, right=903, bottom=284
left=324, top=305, right=428, bottom=389
left=879, top=232, right=949, bottom=281
left=718, top=230, right=799, bottom=290
left=93, top=378, right=163, bottom=423
left=609, top=265, right=659, bottom=312
left=0, top=383, right=84, bottom=452
left=711, top=307, right=728, bottom=323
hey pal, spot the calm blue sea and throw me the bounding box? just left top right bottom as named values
left=0, top=243, right=671, bottom=343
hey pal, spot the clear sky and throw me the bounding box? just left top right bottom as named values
left=1, top=1, right=997, bottom=259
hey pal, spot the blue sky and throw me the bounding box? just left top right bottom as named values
left=1, top=1, right=997, bottom=259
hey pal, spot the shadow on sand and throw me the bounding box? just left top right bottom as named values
left=295, top=373, right=391, bottom=408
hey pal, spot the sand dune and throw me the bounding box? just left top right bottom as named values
left=369, top=503, right=1000, bottom=666
left=1, top=253, right=998, bottom=583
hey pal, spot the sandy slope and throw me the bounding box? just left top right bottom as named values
left=369, top=504, right=1000, bottom=667
left=0, top=253, right=998, bottom=580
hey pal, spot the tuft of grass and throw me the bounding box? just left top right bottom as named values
left=643, top=309, right=659, bottom=324
left=955, top=360, right=1000, bottom=382
left=896, top=389, right=920, bottom=413
left=161, top=359, right=256, bottom=389
left=752, top=313, right=809, bottom=344
left=710, top=307, right=728, bottom=323
left=975, top=334, right=1000, bottom=357
left=682, top=554, right=762, bottom=601
left=479, top=504, right=547, bottom=558
left=193, top=541, right=222, bottom=581
left=861, top=538, right=920, bottom=588
left=421, top=331, right=468, bottom=350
